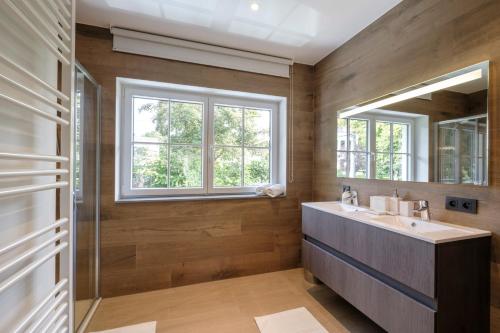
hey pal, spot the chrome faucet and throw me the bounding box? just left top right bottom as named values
left=413, top=200, right=431, bottom=221
left=342, top=190, right=359, bottom=206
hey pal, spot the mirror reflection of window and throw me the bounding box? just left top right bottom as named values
left=336, top=118, right=369, bottom=179
left=375, top=121, right=410, bottom=181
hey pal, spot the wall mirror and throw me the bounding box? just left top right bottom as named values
left=336, top=61, right=489, bottom=185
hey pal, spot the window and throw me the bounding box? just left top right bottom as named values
left=130, top=95, right=204, bottom=192
left=336, top=115, right=413, bottom=181
left=375, top=121, right=410, bottom=181
left=74, top=72, right=84, bottom=201
left=117, top=79, right=285, bottom=200
left=211, top=100, right=274, bottom=192
left=336, top=118, right=369, bottom=178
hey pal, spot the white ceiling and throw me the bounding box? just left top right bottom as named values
left=76, top=0, right=402, bottom=65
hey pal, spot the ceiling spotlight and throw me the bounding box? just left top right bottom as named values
left=250, top=2, right=259, bottom=11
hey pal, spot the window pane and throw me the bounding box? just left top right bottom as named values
left=132, top=144, right=168, bottom=188
left=393, top=123, right=408, bottom=154
left=349, top=152, right=368, bottom=178
left=170, top=100, right=203, bottom=144
left=214, top=105, right=243, bottom=146
left=376, top=153, right=391, bottom=180
left=133, top=97, right=168, bottom=143
left=376, top=121, right=391, bottom=152
left=214, top=147, right=242, bottom=187
left=392, top=154, right=408, bottom=181
left=169, top=146, right=202, bottom=188
left=337, top=118, right=347, bottom=151
left=337, top=152, right=347, bottom=177
left=349, top=119, right=367, bottom=151
left=244, top=148, right=270, bottom=186
left=244, top=108, right=270, bottom=147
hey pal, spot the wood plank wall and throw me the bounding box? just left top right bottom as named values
left=313, top=0, right=500, bottom=329
left=75, top=25, right=314, bottom=297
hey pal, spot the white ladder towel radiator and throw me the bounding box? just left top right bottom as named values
left=0, top=0, right=75, bottom=332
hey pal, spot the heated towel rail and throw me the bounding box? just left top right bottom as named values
left=0, top=0, right=74, bottom=332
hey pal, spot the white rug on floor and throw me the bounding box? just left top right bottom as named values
left=255, top=307, right=328, bottom=333
left=90, top=321, right=156, bottom=333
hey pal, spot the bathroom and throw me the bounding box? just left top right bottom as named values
left=0, top=0, right=498, bottom=332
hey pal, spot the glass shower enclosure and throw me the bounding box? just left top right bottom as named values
left=436, top=114, right=488, bottom=185
left=74, top=62, right=101, bottom=331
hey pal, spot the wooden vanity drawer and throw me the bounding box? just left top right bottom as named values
left=302, top=206, right=435, bottom=298
left=303, top=240, right=436, bottom=333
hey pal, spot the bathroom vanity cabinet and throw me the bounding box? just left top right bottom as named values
left=302, top=203, right=491, bottom=333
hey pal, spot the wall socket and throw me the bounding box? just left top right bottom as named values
left=445, top=196, right=478, bottom=214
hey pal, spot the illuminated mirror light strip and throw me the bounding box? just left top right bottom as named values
left=339, top=69, right=483, bottom=119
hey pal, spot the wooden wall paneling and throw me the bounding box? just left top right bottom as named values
left=313, top=0, right=500, bottom=329
left=75, top=24, right=314, bottom=297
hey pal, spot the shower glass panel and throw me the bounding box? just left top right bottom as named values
left=437, top=115, right=487, bottom=185
left=74, top=63, right=101, bottom=330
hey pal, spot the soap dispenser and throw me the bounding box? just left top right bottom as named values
left=389, top=188, right=401, bottom=215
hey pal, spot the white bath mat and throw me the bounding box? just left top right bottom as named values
left=90, top=321, right=156, bottom=333
left=255, top=307, right=328, bottom=333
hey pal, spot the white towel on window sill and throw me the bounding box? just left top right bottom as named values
left=256, top=184, right=285, bottom=198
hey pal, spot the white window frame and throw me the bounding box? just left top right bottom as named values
left=116, top=78, right=286, bottom=201
left=121, top=86, right=208, bottom=197
left=208, top=96, right=279, bottom=194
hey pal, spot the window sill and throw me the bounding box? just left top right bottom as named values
left=115, top=193, right=286, bottom=203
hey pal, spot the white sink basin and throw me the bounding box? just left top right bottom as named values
left=307, top=201, right=368, bottom=213
left=367, top=215, right=463, bottom=234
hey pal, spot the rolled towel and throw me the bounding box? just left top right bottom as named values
left=256, top=184, right=285, bottom=198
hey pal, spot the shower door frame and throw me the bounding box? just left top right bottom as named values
left=74, top=61, right=102, bottom=333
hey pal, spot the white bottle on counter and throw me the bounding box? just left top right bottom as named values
left=388, top=189, right=401, bottom=215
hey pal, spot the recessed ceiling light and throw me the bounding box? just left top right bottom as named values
left=250, top=2, right=259, bottom=11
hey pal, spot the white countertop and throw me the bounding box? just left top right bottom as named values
left=302, top=201, right=491, bottom=244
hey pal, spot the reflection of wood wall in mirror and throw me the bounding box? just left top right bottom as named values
left=468, top=89, right=488, bottom=116
left=386, top=90, right=477, bottom=121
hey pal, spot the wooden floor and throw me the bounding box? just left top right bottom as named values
left=87, top=268, right=384, bottom=333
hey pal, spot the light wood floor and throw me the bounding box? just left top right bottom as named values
left=87, top=269, right=384, bottom=332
